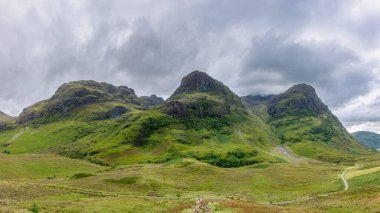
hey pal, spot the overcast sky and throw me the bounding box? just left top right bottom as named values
left=0, top=0, right=379, bottom=133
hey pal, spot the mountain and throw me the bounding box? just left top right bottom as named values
left=352, top=131, right=380, bottom=150
left=266, top=84, right=365, bottom=162
left=0, top=72, right=368, bottom=166
left=0, top=111, right=13, bottom=122
left=18, top=80, right=163, bottom=124
left=0, top=72, right=280, bottom=167
left=165, top=71, right=244, bottom=118
left=242, top=94, right=274, bottom=121
left=268, top=84, right=329, bottom=118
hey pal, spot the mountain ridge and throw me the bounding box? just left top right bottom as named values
left=0, top=71, right=368, bottom=165
left=352, top=131, right=380, bottom=150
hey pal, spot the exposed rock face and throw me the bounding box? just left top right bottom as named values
left=165, top=71, right=243, bottom=118
left=139, top=95, right=164, bottom=108
left=268, top=84, right=329, bottom=118
left=97, top=106, right=130, bottom=120
left=165, top=96, right=230, bottom=118
left=0, top=122, right=11, bottom=131
left=18, top=80, right=139, bottom=123
left=241, top=95, right=275, bottom=107
left=168, top=70, right=242, bottom=105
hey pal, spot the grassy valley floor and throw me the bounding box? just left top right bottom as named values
left=2, top=150, right=380, bottom=212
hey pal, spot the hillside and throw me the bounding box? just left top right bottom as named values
left=244, top=84, right=367, bottom=163
left=0, top=72, right=369, bottom=166
left=0, top=72, right=282, bottom=167
left=352, top=131, right=380, bottom=150
left=0, top=111, right=13, bottom=122
left=0, top=71, right=378, bottom=213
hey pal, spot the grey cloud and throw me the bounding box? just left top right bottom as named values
left=238, top=32, right=375, bottom=108
left=0, top=0, right=379, bottom=134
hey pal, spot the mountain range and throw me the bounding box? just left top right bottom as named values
left=0, top=71, right=367, bottom=166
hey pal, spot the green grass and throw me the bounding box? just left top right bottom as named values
left=0, top=154, right=103, bottom=179
left=0, top=153, right=345, bottom=212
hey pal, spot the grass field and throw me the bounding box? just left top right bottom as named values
left=0, top=148, right=379, bottom=212
left=0, top=152, right=352, bottom=212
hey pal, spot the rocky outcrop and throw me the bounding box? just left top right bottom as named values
left=0, top=122, right=11, bottom=131
left=165, top=96, right=230, bottom=118
left=268, top=84, right=329, bottom=118
left=168, top=71, right=242, bottom=105
left=165, top=71, right=243, bottom=118
left=96, top=106, right=130, bottom=120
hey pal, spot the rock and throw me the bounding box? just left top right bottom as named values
left=268, top=84, right=329, bottom=118
left=165, top=96, right=230, bottom=118
left=97, top=106, right=130, bottom=120
left=164, top=71, right=243, bottom=118
left=168, top=70, right=242, bottom=105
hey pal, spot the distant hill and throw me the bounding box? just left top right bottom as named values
left=352, top=131, right=380, bottom=150
left=0, top=111, right=13, bottom=122
left=18, top=80, right=163, bottom=124
left=244, top=84, right=366, bottom=163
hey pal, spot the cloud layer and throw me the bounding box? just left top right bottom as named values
left=0, top=0, right=379, bottom=132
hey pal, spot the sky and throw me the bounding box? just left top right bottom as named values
left=0, top=0, right=380, bottom=133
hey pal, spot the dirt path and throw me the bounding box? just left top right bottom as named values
left=340, top=171, right=348, bottom=191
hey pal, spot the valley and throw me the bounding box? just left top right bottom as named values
left=0, top=71, right=379, bottom=212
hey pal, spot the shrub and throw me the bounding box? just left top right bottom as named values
left=104, top=177, right=138, bottom=184
left=28, top=203, right=39, bottom=213
left=135, top=116, right=175, bottom=146
left=70, top=173, right=94, bottom=179
left=196, top=149, right=261, bottom=168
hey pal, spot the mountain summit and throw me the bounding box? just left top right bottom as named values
left=165, top=71, right=243, bottom=117
left=268, top=84, right=329, bottom=118
left=264, top=84, right=365, bottom=162
left=18, top=80, right=162, bottom=123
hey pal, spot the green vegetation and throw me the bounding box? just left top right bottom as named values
left=0, top=72, right=379, bottom=212
left=28, top=203, right=40, bottom=213
left=71, top=173, right=94, bottom=179
left=352, top=131, right=380, bottom=149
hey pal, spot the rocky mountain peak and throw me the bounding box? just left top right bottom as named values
left=268, top=83, right=329, bottom=118
left=170, top=71, right=227, bottom=97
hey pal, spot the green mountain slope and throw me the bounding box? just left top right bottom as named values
left=352, top=131, right=380, bottom=150
left=0, top=72, right=281, bottom=167
left=266, top=84, right=366, bottom=162
left=0, top=72, right=367, bottom=166
left=0, top=111, right=13, bottom=122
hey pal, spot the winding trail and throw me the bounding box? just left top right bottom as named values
left=268, top=145, right=353, bottom=205
left=340, top=171, right=348, bottom=191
